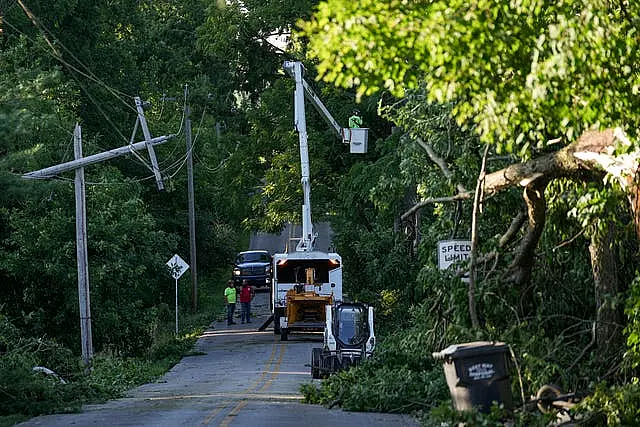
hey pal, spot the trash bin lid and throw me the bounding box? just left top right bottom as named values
left=432, top=341, right=509, bottom=360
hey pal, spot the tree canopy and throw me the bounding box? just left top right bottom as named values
left=301, top=1, right=640, bottom=155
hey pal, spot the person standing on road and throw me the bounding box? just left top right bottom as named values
left=239, top=279, right=255, bottom=324
left=224, top=280, right=237, bottom=325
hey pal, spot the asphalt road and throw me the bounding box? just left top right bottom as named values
left=17, top=291, right=420, bottom=427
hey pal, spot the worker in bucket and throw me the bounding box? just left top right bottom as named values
left=348, top=109, right=362, bottom=128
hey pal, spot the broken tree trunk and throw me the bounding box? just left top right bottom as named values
left=589, top=222, right=623, bottom=362
left=406, top=127, right=637, bottom=364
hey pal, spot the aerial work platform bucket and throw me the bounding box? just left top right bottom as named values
left=342, top=128, right=368, bottom=154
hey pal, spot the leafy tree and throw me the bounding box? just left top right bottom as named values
left=296, top=0, right=640, bottom=416
left=197, top=0, right=318, bottom=100
left=301, top=0, right=640, bottom=326
left=0, top=0, right=240, bottom=355
left=301, top=0, right=640, bottom=153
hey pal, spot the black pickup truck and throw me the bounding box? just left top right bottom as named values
left=232, top=250, right=272, bottom=288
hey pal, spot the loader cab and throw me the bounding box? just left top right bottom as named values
left=333, top=303, right=370, bottom=347
left=313, top=301, right=375, bottom=378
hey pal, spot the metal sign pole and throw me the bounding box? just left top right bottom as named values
left=166, top=254, right=189, bottom=337
left=175, top=277, right=179, bottom=336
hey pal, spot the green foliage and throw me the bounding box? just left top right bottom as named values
left=302, top=1, right=640, bottom=155
left=624, top=276, right=640, bottom=368
left=197, top=0, right=314, bottom=100
left=575, top=381, right=640, bottom=426
left=88, top=354, right=172, bottom=397
left=244, top=72, right=374, bottom=233
left=0, top=274, right=220, bottom=421
left=1, top=170, right=181, bottom=355
left=322, top=98, right=627, bottom=415
left=428, top=402, right=510, bottom=427
left=3, top=0, right=640, bottom=422
left=0, top=312, right=95, bottom=417
left=301, top=356, right=448, bottom=413
left=427, top=401, right=554, bottom=427
left=299, top=0, right=640, bottom=404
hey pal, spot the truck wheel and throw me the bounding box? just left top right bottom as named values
left=280, top=328, right=288, bottom=341
left=311, top=348, right=322, bottom=379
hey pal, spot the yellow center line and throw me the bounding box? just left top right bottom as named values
left=219, top=344, right=287, bottom=426
left=244, top=342, right=279, bottom=392
left=219, top=400, right=248, bottom=427
left=200, top=400, right=232, bottom=425
left=201, top=340, right=283, bottom=425
left=258, top=344, right=286, bottom=392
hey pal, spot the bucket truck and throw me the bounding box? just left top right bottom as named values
left=271, top=61, right=368, bottom=341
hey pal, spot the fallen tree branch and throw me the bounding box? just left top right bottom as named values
left=400, top=193, right=470, bottom=221
left=551, top=229, right=586, bottom=252
left=403, top=129, right=623, bottom=219
left=499, top=210, right=526, bottom=248
left=415, top=136, right=468, bottom=194
left=505, top=178, right=548, bottom=286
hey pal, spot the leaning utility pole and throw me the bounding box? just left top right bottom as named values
left=23, top=101, right=174, bottom=368
left=134, top=97, right=164, bottom=191
left=23, top=135, right=172, bottom=179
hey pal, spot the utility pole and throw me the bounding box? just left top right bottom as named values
left=160, top=88, right=198, bottom=311
left=73, top=124, right=92, bottom=370
left=23, top=101, right=174, bottom=368
left=184, top=85, right=198, bottom=311
left=23, top=135, right=172, bottom=179
left=134, top=97, right=164, bottom=191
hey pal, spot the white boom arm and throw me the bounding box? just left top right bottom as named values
left=284, top=61, right=316, bottom=252
left=283, top=61, right=367, bottom=252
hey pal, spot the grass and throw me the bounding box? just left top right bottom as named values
left=0, top=276, right=228, bottom=426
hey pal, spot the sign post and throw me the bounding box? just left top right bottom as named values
left=166, top=254, right=189, bottom=335
left=437, top=240, right=472, bottom=283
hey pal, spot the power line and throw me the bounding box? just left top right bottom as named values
left=1, top=17, right=136, bottom=147
left=3, top=13, right=189, bottom=178
left=13, top=1, right=135, bottom=111
left=5, top=8, right=220, bottom=188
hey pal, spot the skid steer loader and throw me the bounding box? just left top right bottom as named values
left=311, top=302, right=375, bottom=379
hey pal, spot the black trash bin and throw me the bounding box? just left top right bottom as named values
left=433, top=341, right=513, bottom=413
